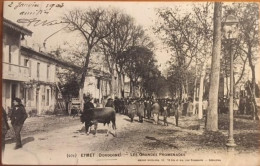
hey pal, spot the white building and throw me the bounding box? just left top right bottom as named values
left=2, top=18, right=79, bottom=114
left=2, top=18, right=32, bottom=112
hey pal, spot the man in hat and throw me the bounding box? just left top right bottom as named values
left=10, top=97, right=28, bottom=149
left=105, top=98, right=114, bottom=108
left=83, top=96, right=94, bottom=113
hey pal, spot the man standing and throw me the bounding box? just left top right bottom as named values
left=81, top=96, right=95, bottom=133
left=151, top=100, right=160, bottom=125
left=137, top=99, right=145, bottom=123
left=105, top=98, right=114, bottom=108
left=2, top=106, right=10, bottom=153
left=10, top=98, right=28, bottom=149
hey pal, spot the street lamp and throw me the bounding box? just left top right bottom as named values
left=223, top=13, right=239, bottom=152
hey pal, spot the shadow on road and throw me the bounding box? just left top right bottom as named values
left=74, top=126, right=115, bottom=136
left=5, top=136, right=35, bottom=146
left=22, top=137, right=35, bottom=145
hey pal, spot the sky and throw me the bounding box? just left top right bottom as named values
left=3, top=1, right=260, bottom=81
left=3, top=1, right=195, bottom=71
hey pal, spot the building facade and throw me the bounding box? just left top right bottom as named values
left=2, top=18, right=116, bottom=114
left=2, top=18, right=32, bottom=112
left=2, top=18, right=79, bottom=114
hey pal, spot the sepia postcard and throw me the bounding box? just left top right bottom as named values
left=1, top=1, right=260, bottom=165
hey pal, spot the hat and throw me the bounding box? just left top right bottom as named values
left=13, top=97, right=21, bottom=103
left=84, top=94, right=92, bottom=100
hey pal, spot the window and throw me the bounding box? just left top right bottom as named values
left=8, top=45, right=11, bottom=71
left=24, top=59, right=29, bottom=75
left=46, top=89, right=50, bottom=106
left=18, top=54, right=21, bottom=72
left=47, top=65, right=50, bottom=79
left=24, top=59, right=29, bottom=67
left=37, top=62, right=40, bottom=78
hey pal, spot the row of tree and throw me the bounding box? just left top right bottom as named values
left=58, top=8, right=167, bottom=105
left=154, top=2, right=259, bottom=130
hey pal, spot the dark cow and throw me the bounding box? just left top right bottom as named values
left=80, top=107, right=116, bottom=136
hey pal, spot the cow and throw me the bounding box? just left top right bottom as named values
left=80, top=107, right=116, bottom=137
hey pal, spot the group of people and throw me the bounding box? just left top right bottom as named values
left=2, top=97, right=28, bottom=155
left=82, top=96, right=187, bottom=127
left=217, top=96, right=256, bottom=116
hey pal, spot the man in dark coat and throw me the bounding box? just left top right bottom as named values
left=145, top=99, right=152, bottom=119
left=10, top=98, right=28, bottom=149
left=81, top=96, right=95, bottom=133
left=83, top=96, right=94, bottom=113
left=2, top=106, right=10, bottom=153
left=137, top=100, right=145, bottom=123
left=114, top=97, right=120, bottom=113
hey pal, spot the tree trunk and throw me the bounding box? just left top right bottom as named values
left=110, top=74, right=115, bottom=99
left=248, top=46, right=258, bottom=120
left=186, top=79, right=189, bottom=97
left=117, top=72, right=122, bottom=98
left=193, top=60, right=198, bottom=114
left=198, top=61, right=206, bottom=119
left=129, top=78, right=133, bottom=97
left=226, top=76, right=229, bottom=97
left=132, top=81, right=136, bottom=97
left=206, top=2, right=222, bottom=131
left=250, top=65, right=258, bottom=120
left=108, top=64, right=116, bottom=99
left=122, top=74, right=125, bottom=98
left=79, top=50, right=91, bottom=110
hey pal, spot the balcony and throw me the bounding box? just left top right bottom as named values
left=2, top=62, right=29, bottom=82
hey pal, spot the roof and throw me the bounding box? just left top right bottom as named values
left=21, top=46, right=81, bottom=71
left=3, top=18, right=33, bottom=36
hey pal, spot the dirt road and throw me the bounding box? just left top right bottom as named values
left=2, top=114, right=259, bottom=165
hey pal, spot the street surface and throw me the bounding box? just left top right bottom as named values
left=2, top=114, right=259, bottom=165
